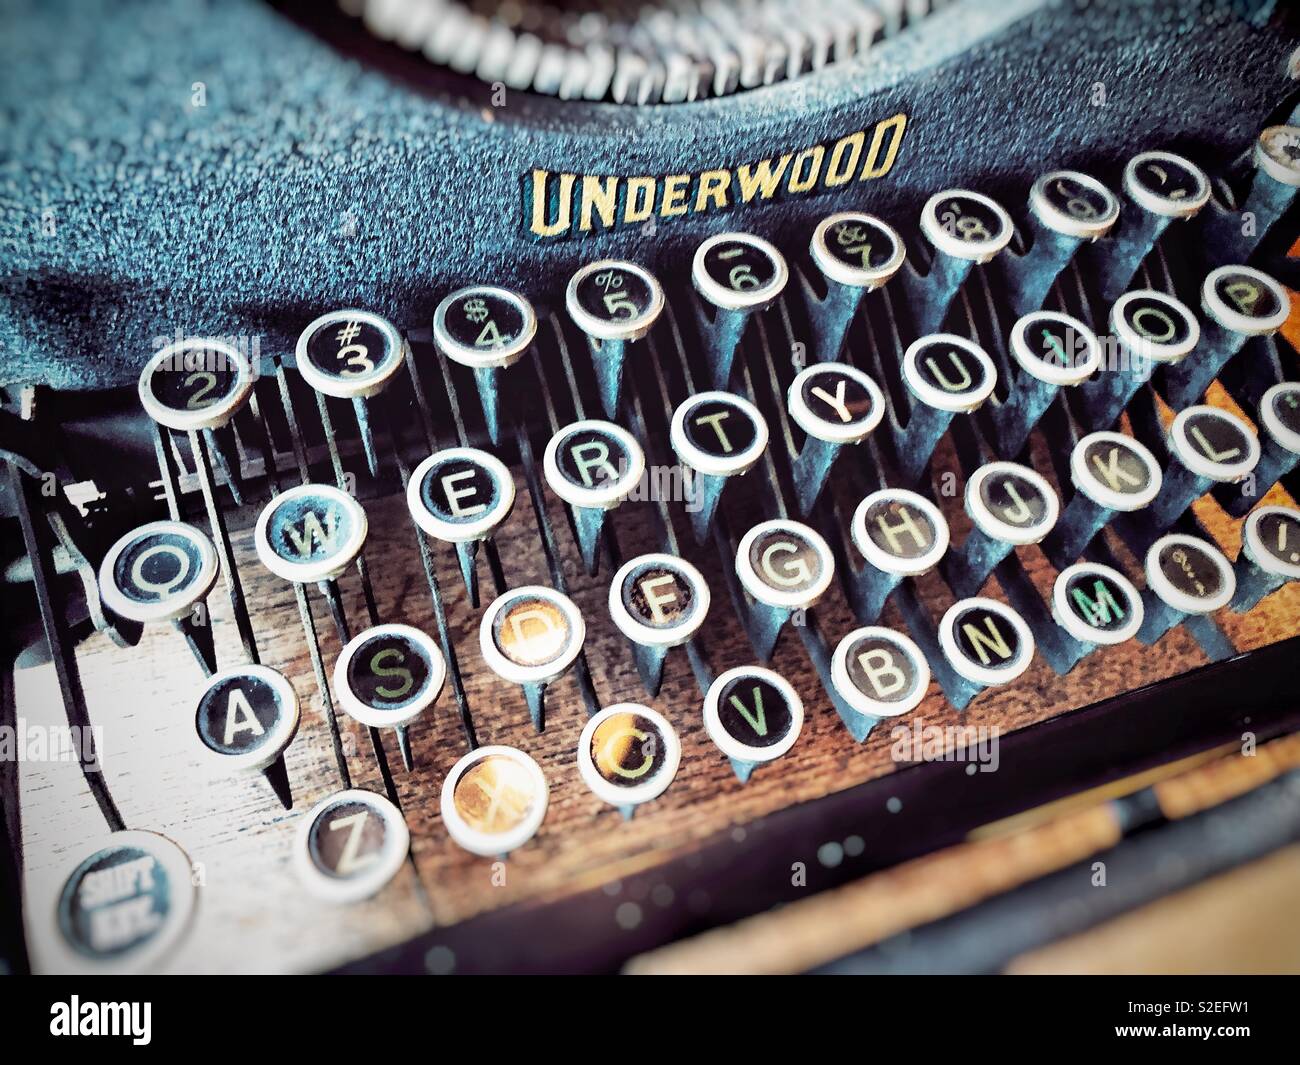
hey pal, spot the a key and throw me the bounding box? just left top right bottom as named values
left=804, top=211, right=906, bottom=362
left=702, top=665, right=805, bottom=782
left=846, top=488, right=950, bottom=623
left=1230, top=504, right=1300, bottom=612
left=577, top=703, right=681, bottom=819
left=894, top=333, right=997, bottom=484
left=479, top=585, right=585, bottom=731
left=433, top=284, right=537, bottom=446
left=669, top=390, right=768, bottom=542
left=1136, top=533, right=1236, bottom=660
left=439, top=745, right=549, bottom=857
left=786, top=362, right=886, bottom=514
left=733, top=518, right=835, bottom=660
left=254, top=483, right=368, bottom=585
left=193, top=665, right=300, bottom=809
left=608, top=553, right=710, bottom=697
left=692, top=231, right=789, bottom=387
left=293, top=789, right=410, bottom=903
left=566, top=259, right=665, bottom=417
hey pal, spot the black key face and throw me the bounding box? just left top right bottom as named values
left=1017, top=315, right=1088, bottom=374
left=681, top=397, right=761, bottom=460
left=492, top=595, right=576, bottom=668
left=700, top=237, right=780, bottom=295
left=1155, top=540, right=1226, bottom=603
left=265, top=492, right=358, bottom=566
left=714, top=673, right=796, bottom=750
left=909, top=338, right=990, bottom=399
left=819, top=216, right=900, bottom=274
left=1179, top=410, right=1250, bottom=468
left=419, top=455, right=502, bottom=526
left=950, top=606, right=1025, bottom=674
left=442, top=290, right=529, bottom=352
left=929, top=193, right=1008, bottom=247
left=1079, top=436, right=1156, bottom=501
left=1039, top=174, right=1113, bottom=224
left=1061, top=571, right=1136, bottom=637
left=554, top=426, right=634, bottom=491
left=1267, top=385, right=1300, bottom=441
left=111, top=528, right=208, bottom=607
left=840, top=633, right=925, bottom=709
left=588, top=710, right=668, bottom=788
left=1117, top=293, right=1195, bottom=349
left=573, top=264, right=655, bottom=325
left=58, top=844, right=177, bottom=960
left=620, top=562, right=698, bottom=631
left=1258, top=126, right=1300, bottom=180
left=302, top=317, right=396, bottom=382
left=746, top=526, right=826, bottom=597
left=1251, top=511, right=1300, bottom=571
left=796, top=366, right=881, bottom=431
left=345, top=632, right=433, bottom=713
left=1130, top=155, right=1204, bottom=205
left=1210, top=269, right=1283, bottom=323
left=196, top=673, right=286, bottom=757
left=860, top=496, right=941, bottom=563
left=974, top=467, right=1053, bottom=535
left=145, top=344, right=242, bottom=414
left=307, top=800, right=390, bottom=881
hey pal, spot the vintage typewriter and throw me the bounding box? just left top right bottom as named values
left=3, top=0, right=1300, bottom=976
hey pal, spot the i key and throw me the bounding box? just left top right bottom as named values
left=566, top=259, right=665, bottom=417
left=703, top=666, right=804, bottom=782
left=294, top=789, right=410, bottom=903
left=670, top=391, right=769, bottom=542
left=692, top=232, right=789, bottom=388
left=847, top=488, right=950, bottom=623
left=433, top=285, right=537, bottom=446
left=440, top=745, right=548, bottom=857
left=479, top=585, right=585, bottom=731
left=609, top=553, right=711, bottom=697
left=1231, top=505, right=1300, bottom=612
left=577, top=704, right=681, bottom=820
left=99, top=521, right=220, bottom=675
left=895, top=334, right=997, bottom=485
left=786, top=363, right=886, bottom=515
left=804, top=211, right=906, bottom=363
left=193, top=665, right=300, bottom=809
left=1137, top=533, right=1237, bottom=661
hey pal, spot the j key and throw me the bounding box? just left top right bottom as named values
left=1204, top=125, right=1300, bottom=262
left=566, top=259, right=665, bottom=417
left=692, top=231, right=789, bottom=388
left=1231, top=505, right=1300, bottom=612
left=1043, top=431, right=1163, bottom=571
left=905, top=189, right=1013, bottom=336
left=1162, top=266, right=1289, bottom=409
left=609, top=553, right=710, bottom=697
left=786, top=362, right=886, bottom=514
left=934, top=596, right=1036, bottom=709
left=669, top=390, right=768, bottom=542
left=830, top=626, right=931, bottom=719
left=847, top=488, right=949, bottom=623
left=193, top=665, right=300, bottom=809
left=577, top=703, right=681, bottom=819
left=895, top=333, right=997, bottom=485
left=138, top=338, right=254, bottom=432
left=993, top=310, right=1102, bottom=458
left=734, top=518, right=835, bottom=661
left=945, top=461, right=1059, bottom=599
left=479, top=585, right=585, bottom=731
left=433, top=284, right=537, bottom=446
left=703, top=665, right=805, bottom=783
left=1096, top=149, right=1210, bottom=303
left=294, top=789, right=410, bottom=903
left=543, top=419, right=645, bottom=572
left=1136, top=533, right=1236, bottom=660
left=1080, top=289, right=1199, bottom=432
left=1223, top=382, right=1300, bottom=517
left=805, top=211, right=906, bottom=362
left=1141, top=405, right=1259, bottom=534
left=1002, top=170, right=1120, bottom=318
left=439, top=745, right=548, bottom=857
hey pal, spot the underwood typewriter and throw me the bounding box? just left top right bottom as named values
left=3, top=0, right=1300, bottom=977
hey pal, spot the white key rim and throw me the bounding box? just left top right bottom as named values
left=254, top=483, right=369, bottom=583
left=577, top=703, right=682, bottom=808
left=193, top=663, right=300, bottom=774
left=786, top=363, right=886, bottom=444
left=1052, top=562, right=1145, bottom=646
left=734, top=518, right=836, bottom=610
left=333, top=623, right=446, bottom=730
left=440, top=745, right=548, bottom=857
left=831, top=626, right=932, bottom=717
left=478, top=585, right=586, bottom=686
left=669, top=390, right=769, bottom=476
left=98, top=520, right=219, bottom=624
left=293, top=789, right=410, bottom=904
left=406, top=447, right=516, bottom=543
left=294, top=309, right=407, bottom=399
left=703, top=665, right=805, bottom=764
left=965, top=461, right=1061, bottom=546
left=938, top=596, right=1036, bottom=688
left=1144, top=533, right=1236, bottom=615
left=137, top=338, right=254, bottom=431
left=608, top=553, right=711, bottom=648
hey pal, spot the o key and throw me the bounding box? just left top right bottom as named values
left=194, top=664, right=300, bottom=808
left=294, top=789, right=410, bottom=904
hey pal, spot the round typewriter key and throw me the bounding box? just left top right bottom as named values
left=1168, top=406, right=1260, bottom=483
left=433, top=285, right=537, bottom=369
left=920, top=189, right=1013, bottom=262
left=254, top=483, right=368, bottom=583
left=1261, top=382, right=1300, bottom=455
left=787, top=363, right=886, bottom=444
left=334, top=624, right=446, bottom=730
left=1071, top=431, right=1163, bottom=512
left=851, top=489, right=950, bottom=576
left=1144, top=534, right=1236, bottom=614
left=566, top=259, right=664, bottom=342
left=692, top=232, right=789, bottom=312
left=735, top=519, right=835, bottom=610
left=939, top=597, right=1036, bottom=687
left=407, top=447, right=515, bottom=543
left=1029, top=169, right=1120, bottom=240
left=194, top=664, right=299, bottom=772
left=1242, top=505, right=1300, bottom=580
left=295, top=309, right=406, bottom=399
left=294, top=789, right=410, bottom=904
left=1052, top=563, right=1144, bottom=646
left=440, top=745, right=548, bottom=857
left=543, top=419, right=645, bottom=510
left=831, top=626, right=931, bottom=717
left=902, top=334, right=997, bottom=412
left=965, top=461, right=1060, bottom=546
left=138, top=337, right=254, bottom=431
left=577, top=703, right=681, bottom=809
left=50, top=830, right=196, bottom=972
left=703, top=666, right=804, bottom=764
left=479, top=585, right=585, bottom=686
left=1201, top=265, right=1290, bottom=336
left=670, top=391, right=769, bottom=476
left=1009, top=311, right=1102, bottom=386
left=1255, top=125, right=1300, bottom=187
left=609, top=553, right=710, bottom=648
left=1123, top=150, right=1211, bottom=218
left=810, top=211, right=906, bottom=289
left=98, top=520, right=219, bottom=624
left=1110, top=290, right=1200, bottom=366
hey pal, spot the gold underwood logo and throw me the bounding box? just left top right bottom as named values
left=523, top=112, right=908, bottom=241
